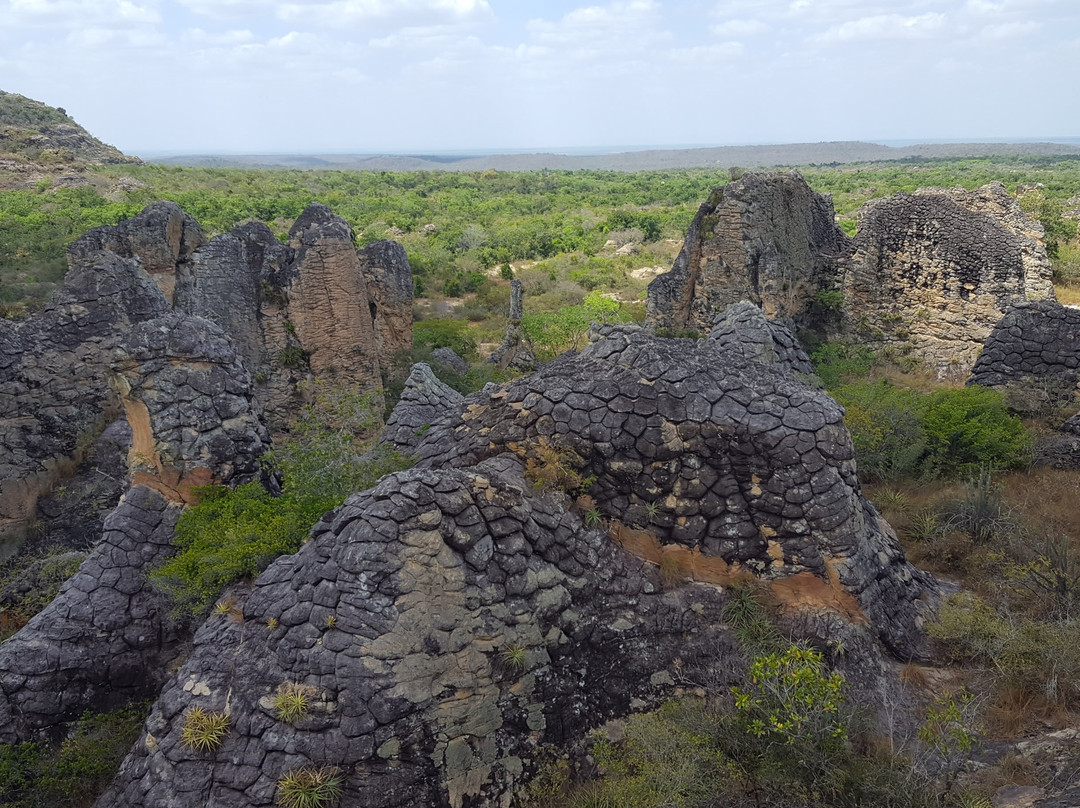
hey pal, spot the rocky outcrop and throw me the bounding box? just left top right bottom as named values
left=647, top=174, right=1055, bottom=379
left=707, top=300, right=814, bottom=375
left=72, top=202, right=205, bottom=303
left=108, top=312, right=270, bottom=503
left=97, top=456, right=735, bottom=808
left=0, top=485, right=183, bottom=742
left=286, top=204, right=383, bottom=388
left=431, top=347, right=469, bottom=376
left=0, top=252, right=169, bottom=553
left=843, top=182, right=1055, bottom=377
left=647, top=172, right=850, bottom=331
left=382, top=363, right=463, bottom=453
left=968, top=299, right=1080, bottom=413
left=97, top=324, right=935, bottom=807
left=487, top=279, right=536, bottom=371
left=0, top=311, right=270, bottom=741
left=359, top=239, right=415, bottom=363
left=1, top=202, right=413, bottom=554
left=407, top=325, right=934, bottom=661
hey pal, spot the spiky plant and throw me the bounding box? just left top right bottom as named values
left=276, top=766, right=343, bottom=808
left=179, top=706, right=230, bottom=752
left=274, top=683, right=310, bottom=724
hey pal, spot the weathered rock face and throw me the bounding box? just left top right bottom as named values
left=647, top=174, right=1055, bottom=379
left=286, top=204, right=384, bottom=388
left=0, top=252, right=169, bottom=553
left=0, top=311, right=270, bottom=742
left=382, top=363, right=463, bottom=453
left=843, top=182, right=1055, bottom=377
left=359, top=239, right=415, bottom=363
left=707, top=300, right=814, bottom=375
left=487, top=279, right=537, bottom=371
left=408, top=325, right=934, bottom=660
left=71, top=202, right=205, bottom=303
left=96, top=457, right=735, bottom=808
left=0, top=485, right=183, bottom=742
left=647, top=172, right=850, bottom=331
left=969, top=299, right=1080, bottom=413
left=108, top=311, right=270, bottom=504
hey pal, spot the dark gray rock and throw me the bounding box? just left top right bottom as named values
left=431, top=347, right=469, bottom=376
left=0, top=252, right=169, bottom=555
left=708, top=300, right=814, bottom=375
left=647, top=173, right=849, bottom=332
left=412, top=327, right=935, bottom=661
left=383, top=363, right=463, bottom=453
left=0, top=486, right=184, bottom=742
left=358, top=240, right=414, bottom=362
left=95, top=458, right=735, bottom=808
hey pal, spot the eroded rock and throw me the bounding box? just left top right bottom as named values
left=382, top=363, right=463, bottom=453
left=487, top=279, right=536, bottom=371
left=707, top=300, right=814, bottom=375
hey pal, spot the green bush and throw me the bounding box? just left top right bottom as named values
left=413, top=318, right=477, bottom=359
left=832, top=381, right=1030, bottom=482
left=0, top=702, right=149, bottom=808
left=811, top=341, right=877, bottom=389
left=277, top=766, right=343, bottom=808
left=151, top=389, right=412, bottom=616
left=921, top=386, right=1031, bottom=477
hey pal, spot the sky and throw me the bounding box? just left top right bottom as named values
left=0, top=0, right=1077, bottom=154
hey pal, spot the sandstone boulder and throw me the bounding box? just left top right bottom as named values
left=359, top=239, right=414, bottom=362
left=707, top=300, right=814, bottom=375
left=382, top=363, right=463, bottom=453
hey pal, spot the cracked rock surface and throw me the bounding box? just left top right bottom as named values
left=96, top=457, right=734, bottom=808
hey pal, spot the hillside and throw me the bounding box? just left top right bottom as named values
left=0, top=91, right=139, bottom=186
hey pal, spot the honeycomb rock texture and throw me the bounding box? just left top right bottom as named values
left=647, top=172, right=850, bottom=331
left=0, top=486, right=183, bottom=741
left=647, top=174, right=1054, bottom=379
left=707, top=300, right=814, bottom=374
left=382, top=363, right=464, bottom=453
left=96, top=457, right=734, bottom=808
left=969, top=299, right=1080, bottom=411
left=403, top=326, right=934, bottom=660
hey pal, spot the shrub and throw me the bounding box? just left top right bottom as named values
left=833, top=381, right=926, bottom=481
left=179, top=707, right=230, bottom=752
left=811, top=340, right=877, bottom=389
left=0, top=702, right=149, bottom=808
left=921, top=386, right=1031, bottom=477
left=151, top=389, right=413, bottom=616
left=499, top=643, right=528, bottom=673
left=413, top=318, right=477, bottom=359
left=276, top=766, right=343, bottom=808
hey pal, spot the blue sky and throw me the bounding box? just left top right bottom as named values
left=0, top=0, right=1076, bottom=154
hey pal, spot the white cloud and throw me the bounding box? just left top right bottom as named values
left=818, top=12, right=946, bottom=42
left=3, top=0, right=159, bottom=27
left=528, top=0, right=663, bottom=45
left=277, top=0, right=491, bottom=27
left=978, top=20, right=1040, bottom=38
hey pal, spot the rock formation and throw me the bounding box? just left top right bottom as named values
left=647, top=173, right=1056, bottom=378
left=969, top=299, right=1080, bottom=413
left=95, top=324, right=935, bottom=807
left=359, top=239, right=415, bottom=362
left=382, top=363, right=463, bottom=453
left=0, top=309, right=268, bottom=742
left=487, top=279, right=537, bottom=371
left=707, top=300, right=814, bottom=375
left=0, top=201, right=413, bottom=555
left=842, top=182, right=1055, bottom=377
left=0, top=251, right=169, bottom=553
left=647, top=172, right=850, bottom=331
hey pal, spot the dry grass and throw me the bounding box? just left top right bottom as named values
left=983, top=687, right=1074, bottom=739
left=996, top=467, right=1080, bottom=542
left=1053, top=284, right=1080, bottom=305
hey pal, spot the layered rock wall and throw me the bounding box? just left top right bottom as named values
left=843, top=183, right=1055, bottom=377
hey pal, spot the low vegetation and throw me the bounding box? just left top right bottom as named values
left=0, top=702, right=149, bottom=808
